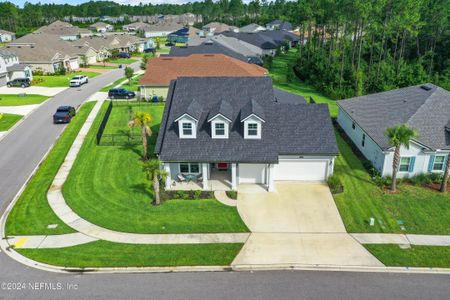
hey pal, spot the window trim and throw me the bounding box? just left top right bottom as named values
left=432, top=155, right=446, bottom=171
left=247, top=123, right=258, bottom=136
left=179, top=162, right=201, bottom=174
left=399, top=157, right=411, bottom=172
left=214, top=122, right=225, bottom=136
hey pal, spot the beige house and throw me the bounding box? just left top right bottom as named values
left=37, top=20, right=92, bottom=40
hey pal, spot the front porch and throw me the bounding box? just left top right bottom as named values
left=163, top=162, right=275, bottom=192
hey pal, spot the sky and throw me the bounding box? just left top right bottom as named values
left=9, top=0, right=202, bottom=7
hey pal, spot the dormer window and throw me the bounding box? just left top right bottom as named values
left=244, top=119, right=262, bottom=139
left=248, top=123, right=258, bottom=136
left=215, top=123, right=225, bottom=136
left=182, top=122, right=193, bottom=136
left=175, top=115, right=197, bottom=139
left=240, top=100, right=265, bottom=140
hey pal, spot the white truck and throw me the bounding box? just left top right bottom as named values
left=69, top=75, right=89, bottom=87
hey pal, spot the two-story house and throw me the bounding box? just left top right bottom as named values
left=155, top=76, right=338, bottom=191
left=337, top=84, right=450, bottom=178
left=0, top=49, right=32, bottom=87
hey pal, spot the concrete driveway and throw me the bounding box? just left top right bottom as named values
left=233, top=182, right=383, bottom=268
left=237, top=182, right=346, bottom=233
left=0, top=86, right=67, bottom=96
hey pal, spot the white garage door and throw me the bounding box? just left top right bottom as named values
left=239, top=164, right=266, bottom=184
left=273, top=159, right=328, bottom=181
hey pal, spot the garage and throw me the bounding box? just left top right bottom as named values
left=239, top=164, right=266, bottom=184
left=0, top=74, right=7, bottom=87
left=273, top=158, right=329, bottom=181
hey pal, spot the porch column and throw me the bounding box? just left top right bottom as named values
left=268, top=164, right=275, bottom=192
left=231, top=163, right=237, bottom=190
left=164, top=163, right=171, bottom=190
left=202, top=163, right=209, bottom=190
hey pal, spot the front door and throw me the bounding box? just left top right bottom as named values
left=216, top=163, right=229, bottom=171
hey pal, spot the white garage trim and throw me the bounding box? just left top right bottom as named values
left=273, top=157, right=332, bottom=181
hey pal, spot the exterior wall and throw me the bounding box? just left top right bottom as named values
left=8, top=67, right=33, bottom=81
left=29, top=63, right=56, bottom=74
left=238, top=163, right=267, bottom=184
left=60, top=35, right=78, bottom=41
left=338, top=106, right=449, bottom=178
left=140, top=86, right=169, bottom=100
left=337, top=107, right=385, bottom=173
left=0, top=57, right=6, bottom=75
left=0, top=33, right=14, bottom=42
left=144, top=31, right=172, bottom=38
left=276, top=155, right=335, bottom=180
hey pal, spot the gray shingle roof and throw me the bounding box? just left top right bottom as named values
left=273, top=88, right=307, bottom=104
left=267, top=20, right=293, bottom=31
left=168, top=41, right=248, bottom=62
left=240, top=99, right=266, bottom=122
left=338, top=84, right=450, bottom=150
left=6, top=63, right=28, bottom=72
left=155, top=77, right=338, bottom=163
left=209, top=99, right=233, bottom=121
left=222, top=32, right=278, bottom=49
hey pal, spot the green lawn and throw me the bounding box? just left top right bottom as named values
left=33, top=71, right=100, bottom=87
left=0, top=113, right=22, bottom=131
left=365, top=244, right=450, bottom=268
left=0, top=94, right=49, bottom=106
left=63, top=102, right=249, bottom=234
left=17, top=241, right=243, bottom=267
left=100, top=74, right=141, bottom=92
left=270, top=48, right=339, bottom=117
left=86, top=65, right=117, bottom=69
left=5, top=102, right=96, bottom=236
left=157, top=47, right=171, bottom=54
left=333, top=131, right=450, bottom=234
left=107, top=58, right=138, bottom=65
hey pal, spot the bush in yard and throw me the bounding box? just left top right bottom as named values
left=158, top=96, right=164, bottom=102
left=124, top=67, right=134, bottom=85
left=327, top=175, right=344, bottom=194
left=372, top=175, right=392, bottom=189
left=193, top=190, right=202, bottom=199
left=226, top=191, right=238, bottom=200
left=286, top=63, right=296, bottom=83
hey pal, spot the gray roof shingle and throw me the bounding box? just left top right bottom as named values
left=240, top=99, right=266, bottom=121
left=338, top=84, right=450, bottom=150
left=156, top=77, right=338, bottom=163
left=168, top=41, right=248, bottom=62
left=209, top=99, right=233, bottom=121
left=273, top=88, right=307, bottom=104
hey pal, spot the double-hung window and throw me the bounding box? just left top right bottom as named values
left=182, top=123, right=192, bottom=136
left=433, top=156, right=446, bottom=171
left=215, top=123, right=225, bottom=136
left=179, top=163, right=200, bottom=174
left=248, top=123, right=258, bottom=136
left=399, top=157, right=411, bottom=172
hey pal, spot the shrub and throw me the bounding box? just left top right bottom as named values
left=193, top=190, right=202, bottom=199
left=226, top=191, right=238, bottom=200
left=373, top=175, right=392, bottom=189
left=158, top=96, right=164, bottom=102
left=327, top=175, right=344, bottom=194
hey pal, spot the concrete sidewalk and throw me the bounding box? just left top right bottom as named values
left=0, top=104, right=40, bottom=115
left=0, top=86, right=66, bottom=96
left=8, top=233, right=97, bottom=249
left=352, top=233, right=450, bottom=246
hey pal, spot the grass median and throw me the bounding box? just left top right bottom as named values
left=33, top=71, right=100, bottom=87
left=5, top=102, right=96, bottom=236
left=17, top=241, right=244, bottom=267
left=0, top=113, right=22, bottom=131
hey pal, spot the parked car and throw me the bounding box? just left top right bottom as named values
left=117, top=52, right=131, bottom=58
left=7, top=78, right=31, bottom=88
left=108, top=88, right=136, bottom=99
left=165, top=42, right=175, bottom=47
left=69, top=75, right=88, bottom=87
left=53, top=106, right=76, bottom=124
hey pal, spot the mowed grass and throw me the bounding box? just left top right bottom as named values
left=0, top=113, right=22, bottom=131
left=365, top=244, right=450, bottom=268
left=17, top=241, right=244, bottom=267
left=5, top=102, right=96, bottom=236
left=33, top=71, right=100, bottom=87
left=101, top=74, right=142, bottom=92
left=63, top=102, right=249, bottom=234
left=333, top=131, right=450, bottom=234
left=270, top=48, right=339, bottom=117
left=107, top=58, right=137, bottom=65
left=0, top=94, right=49, bottom=106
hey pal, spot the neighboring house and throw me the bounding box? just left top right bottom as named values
left=101, top=16, right=125, bottom=23
left=0, top=29, right=15, bottom=42
left=122, top=22, right=148, bottom=32
left=240, top=23, right=265, bottom=33
left=337, top=84, right=450, bottom=178
left=266, top=20, right=293, bottom=31
left=167, top=40, right=248, bottom=63
left=139, top=53, right=268, bottom=99
left=89, top=22, right=113, bottom=33
left=259, top=30, right=300, bottom=48
left=74, top=36, right=114, bottom=62
left=72, top=45, right=98, bottom=65
left=37, top=20, right=92, bottom=40
left=208, top=34, right=259, bottom=58
left=140, top=22, right=184, bottom=38
left=7, top=33, right=80, bottom=73
left=0, top=48, right=32, bottom=87
left=202, top=22, right=238, bottom=35
left=222, top=32, right=278, bottom=56
left=167, top=26, right=201, bottom=44
left=156, top=76, right=338, bottom=191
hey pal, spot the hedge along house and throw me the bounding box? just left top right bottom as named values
left=337, top=84, right=450, bottom=178
left=156, top=76, right=338, bottom=191
left=138, top=54, right=267, bottom=101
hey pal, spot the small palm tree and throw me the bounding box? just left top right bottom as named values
left=143, top=160, right=167, bottom=205
left=128, top=112, right=152, bottom=160
left=440, top=156, right=450, bottom=193
left=385, top=124, right=418, bottom=192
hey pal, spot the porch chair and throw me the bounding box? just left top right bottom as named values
left=177, top=173, right=186, bottom=182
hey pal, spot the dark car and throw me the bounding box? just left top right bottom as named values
left=165, top=42, right=175, bottom=47
left=108, top=88, right=136, bottom=99
left=53, top=106, right=76, bottom=124
left=117, top=52, right=131, bottom=58
left=7, top=78, right=31, bottom=88
left=247, top=56, right=264, bottom=66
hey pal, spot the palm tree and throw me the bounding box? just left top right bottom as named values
left=143, top=160, right=167, bottom=205
left=440, top=156, right=450, bottom=193
left=128, top=112, right=152, bottom=160
left=385, top=124, right=418, bottom=192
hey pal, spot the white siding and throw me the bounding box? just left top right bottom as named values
left=239, top=164, right=267, bottom=183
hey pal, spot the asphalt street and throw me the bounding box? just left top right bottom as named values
left=0, top=63, right=449, bottom=300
